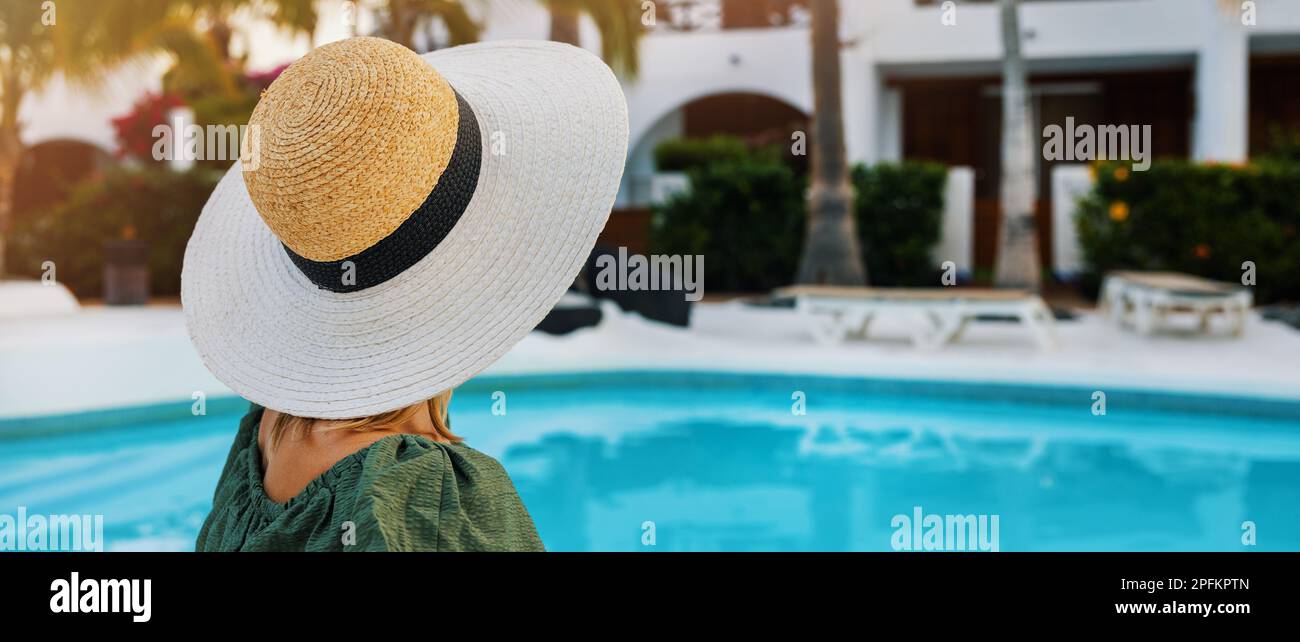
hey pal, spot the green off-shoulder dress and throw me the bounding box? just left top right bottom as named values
left=195, top=405, right=544, bottom=552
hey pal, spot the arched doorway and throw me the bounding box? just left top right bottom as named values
left=607, top=92, right=809, bottom=254
left=13, top=139, right=111, bottom=223
left=681, top=92, right=810, bottom=157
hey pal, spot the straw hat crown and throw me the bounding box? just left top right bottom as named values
left=243, top=37, right=460, bottom=262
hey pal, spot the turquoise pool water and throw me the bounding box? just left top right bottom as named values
left=2, top=371, right=1298, bottom=551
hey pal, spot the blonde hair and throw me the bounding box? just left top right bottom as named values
left=267, top=389, right=460, bottom=448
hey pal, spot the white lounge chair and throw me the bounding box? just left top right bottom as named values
left=1099, top=271, right=1252, bottom=337
left=773, top=285, right=1058, bottom=350
left=0, top=280, right=80, bottom=321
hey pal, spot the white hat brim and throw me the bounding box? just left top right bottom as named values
left=181, top=41, right=629, bottom=419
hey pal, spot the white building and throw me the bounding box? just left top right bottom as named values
left=582, top=0, right=1300, bottom=277
left=20, top=0, right=1300, bottom=276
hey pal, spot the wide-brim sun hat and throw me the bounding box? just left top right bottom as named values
left=181, top=37, right=629, bottom=419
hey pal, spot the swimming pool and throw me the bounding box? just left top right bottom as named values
left=2, top=371, right=1298, bottom=551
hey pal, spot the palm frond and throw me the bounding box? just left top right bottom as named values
left=407, top=0, right=483, bottom=45
left=142, top=17, right=241, bottom=97
left=542, top=0, right=644, bottom=78
left=263, top=0, right=320, bottom=36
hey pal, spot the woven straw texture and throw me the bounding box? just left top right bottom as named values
left=244, top=37, right=459, bottom=263
left=181, top=40, right=629, bottom=419
left=284, top=89, right=482, bottom=292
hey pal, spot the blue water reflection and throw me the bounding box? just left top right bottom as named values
left=1, top=372, right=1297, bottom=551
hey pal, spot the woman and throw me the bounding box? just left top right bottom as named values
left=182, top=37, right=628, bottom=551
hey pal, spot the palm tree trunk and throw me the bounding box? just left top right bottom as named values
left=549, top=6, right=581, bottom=46
left=993, top=0, right=1041, bottom=290
left=0, top=75, right=23, bottom=280
left=0, top=150, right=15, bottom=279
left=379, top=0, right=419, bottom=49
left=550, top=4, right=596, bottom=293
left=209, top=17, right=234, bottom=62
left=795, top=0, right=865, bottom=286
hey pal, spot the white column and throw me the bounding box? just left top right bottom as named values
left=937, top=167, right=974, bottom=276
left=842, top=48, right=878, bottom=166
left=877, top=86, right=903, bottom=163
left=1194, top=0, right=1249, bottom=162
left=167, top=106, right=196, bottom=172
left=1051, top=164, right=1094, bottom=279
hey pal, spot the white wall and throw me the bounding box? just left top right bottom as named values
left=623, top=28, right=814, bottom=156
left=611, top=0, right=1300, bottom=169
left=618, top=107, right=684, bottom=208
left=876, top=86, right=903, bottom=163
left=1051, top=164, right=1095, bottom=279
left=866, top=0, right=1209, bottom=66
left=18, top=0, right=1300, bottom=165
left=936, top=167, right=974, bottom=276
left=1195, top=1, right=1250, bottom=162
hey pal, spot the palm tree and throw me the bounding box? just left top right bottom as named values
left=549, top=1, right=581, bottom=46
left=190, top=0, right=319, bottom=63
left=544, top=0, right=644, bottom=77
left=372, top=0, right=481, bottom=51
left=0, top=0, right=245, bottom=278
left=993, top=0, right=1040, bottom=290
left=795, top=0, right=865, bottom=286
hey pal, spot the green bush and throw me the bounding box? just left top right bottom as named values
left=650, top=158, right=806, bottom=292
left=1076, top=159, right=1300, bottom=303
left=6, top=166, right=221, bottom=298
left=852, top=162, right=947, bottom=286
left=653, top=135, right=762, bottom=172
left=1261, top=126, right=1300, bottom=164
left=650, top=157, right=948, bottom=292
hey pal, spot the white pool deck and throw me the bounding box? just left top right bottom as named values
left=1, top=300, right=1297, bottom=420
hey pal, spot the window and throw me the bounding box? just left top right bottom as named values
left=650, top=0, right=810, bottom=33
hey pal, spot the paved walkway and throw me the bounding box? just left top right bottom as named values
left=2, top=300, right=1297, bottom=419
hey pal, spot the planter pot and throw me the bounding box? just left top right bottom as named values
left=535, top=292, right=604, bottom=335
left=103, top=239, right=150, bottom=305
left=584, top=246, right=694, bottom=328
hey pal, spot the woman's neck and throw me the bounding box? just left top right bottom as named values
left=256, top=407, right=446, bottom=503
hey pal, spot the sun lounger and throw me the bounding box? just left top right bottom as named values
left=773, top=285, right=1058, bottom=350
left=0, top=280, right=81, bottom=321
left=1099, top=271, right=1252, bottom=337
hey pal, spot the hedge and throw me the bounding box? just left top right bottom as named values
left=852, top=161, right=947, bottom=287
left=650, top=158, right=807, bottom=292
left=5, top=166, right=220, bottom=298
left=650, top=154, right=947, bottom=292
left=1076, top=159, right=1300, bottom=303
left=654, top=136, right=752, bottom=173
